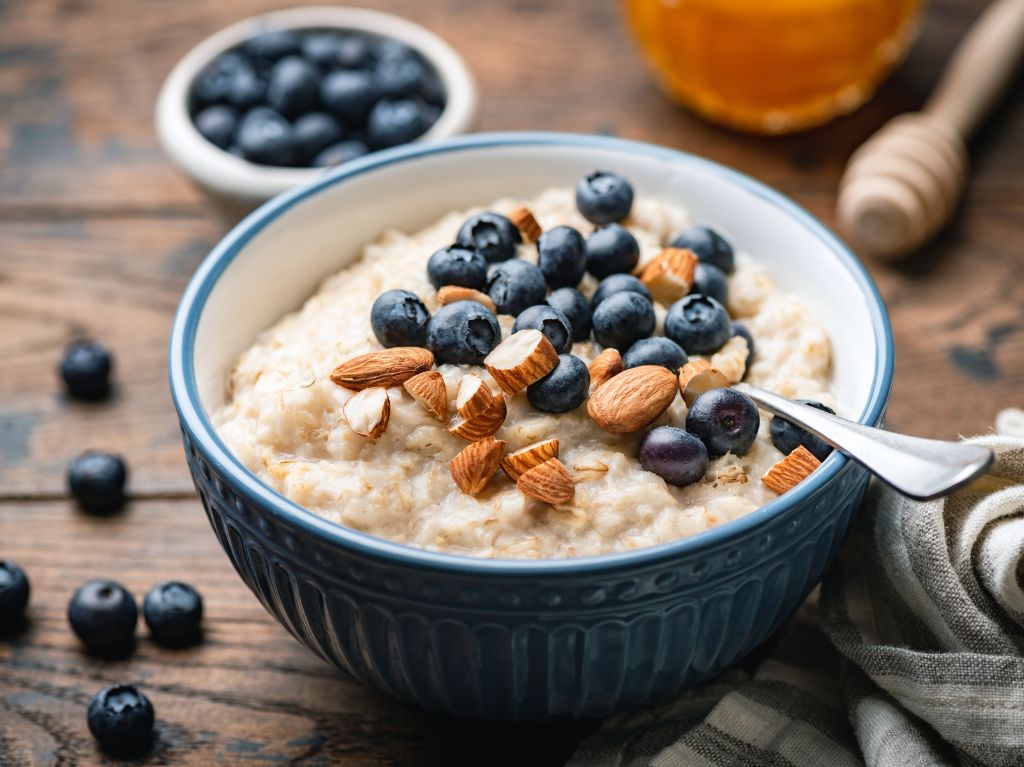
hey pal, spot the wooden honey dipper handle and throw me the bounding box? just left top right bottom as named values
left=838, top=0, right=1024, bottom=260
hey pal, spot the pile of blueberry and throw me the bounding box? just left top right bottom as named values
left=190, top=27, right=445, bottom=168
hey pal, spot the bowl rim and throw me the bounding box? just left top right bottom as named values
left=169, top=131, right=894, bottom=576
left=155, top=5, right=479, bottom=201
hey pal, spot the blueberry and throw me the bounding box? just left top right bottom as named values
left=0, top=561, right=30, bottom=625
left=191, top=52, right=243, bottom=106
left=691, top=262, right=729, bottom=306
left=730, top=321, right=755, bottom=370
left=292, top=112, right=343, bottom=164
left=427, top=245, right=488, bottom=290
left=638, top=426, right=709, bottom=486
left=68, top=580, right=138, bottom=655
left=455, top=212, right=521, bottom=263
left=370, top=289, right=430, bottom=347
left=245, top=29, right=302, bottom=62
left=373, top=49, right=428, bottom=98
left=485, top=259, right=548, bottom=316
left=224, top=63, right=266, bottom=109
left=770, top=400, right=836, bottom=462
left=266, top=56, right=320, bottom=118
left=585, top=224, right=640, bottom=279
left=427, top=301, right=501, bottom=365
left=301, top=32, right=343, bottom=67
left=685, top=388, right=760, bottom=457
left=420, top=71, right=446, bottom=106
left=335, top=34, right=374, bottom=69
left=320, top=70, right=378, bottom=123
left=236, top=107, right=294, bottom=166
left=622, top=337, right=688, bottom=375
left=143, top=581, right=203, bottom=647
left=312, top=140, right=369, bottom=168
left=537, top=226, right=587, bottom=289
left=193, top=104, right=237, bottom=149
left=591, top=291, right=655, bottom=351
left=59, top=340, right=113, bottom=400
left=546, top=287, right=591, bottom=342
left=590, top=273, right=651, bottom=309
left=513, top=305, right=573, bottom=354
left=527, top=355, right=590, bottom=413
left=366, top=97, right=429, bottom=148
left=68, top=451, right=127, bottom=514
left=664, top=294, right=731, bottom=354
left=87, top=684, right=155, bottom=756
left=671, top=225, right=735, bottom=274
left=575, top=170, right=634, bottom=225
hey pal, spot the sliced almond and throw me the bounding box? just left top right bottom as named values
left=508, top=205, right=542, bottom=243
left=587, top=365, right=677, bottom=433
left=343, top=388, right=390, bottom=438
left=403, top=370, right=447, bottom=420
left=450, top=437, right=506, bottom=495
left=678, top=359, right=731, bottom=406
left=517, top=458, right=574, bottom=504
left=500, top=437, right=560, bottom=481
left=588, top=348, right=623, bottom=390
left=448, top=394, right=507, bottom=441
left=437, top=285, right=497, bottom=313
left=484, top=329, right=559, bottom=395
left=456, top=373, right=495, bottom=418
left=761, top=446, right=822, bottom=494
left=639, top=247, right=698, bottom=305
left=331, top=347, right=434, bottom=391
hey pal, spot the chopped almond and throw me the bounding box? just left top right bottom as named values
left=456, top=374, right=495, bottom=418
left=404, top=370, right=447, bottom=420
left=437, top=285, right=497, bottom=313
left=639, top=247, right=698, bottom=305
left=762, top=446, right=822, bottom=494
left=508, top=205, right=542, bottom=242
left=448, top=394, right=507, bottom=441
left=517, top=458, right=574, bottom=504
left=500, top=438, right=560, bottom=481
left=484, top=329, right=559, bottom=395
left=678, top=359, right=731, bottom=406
left=343, top=388, right=390, bottom=438
left=450, top=437, right=506, bottom=495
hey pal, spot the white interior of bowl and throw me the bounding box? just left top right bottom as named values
left=191, top=140, right=883, bottom=426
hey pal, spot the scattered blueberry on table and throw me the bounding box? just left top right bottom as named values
left=770, top=400, right=836, bottom=462
left=686, top=388, right=761, bottom=457
left=87, top=684, right=155, bottom=756
left=68, top=579, right=138, bottom=656
left=143, top=581, right=204, bottom=648
left=190, top=28, right=445, bottom=167
left=59, top=340, right=113, bottom=401
left=67, top=451, right=128, bottom=514
left=0, top=561, right=30, bottom=625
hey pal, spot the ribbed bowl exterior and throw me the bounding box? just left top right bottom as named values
left=182, top=428, right=868, bottom=720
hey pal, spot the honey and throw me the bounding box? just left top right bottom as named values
left=623, top=0, right=923, bottom=134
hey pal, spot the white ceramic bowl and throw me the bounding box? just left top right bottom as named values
left=156, top=6, right=478, bottom=209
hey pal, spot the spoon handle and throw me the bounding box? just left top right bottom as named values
left=734, top=384, right=994, bottom=501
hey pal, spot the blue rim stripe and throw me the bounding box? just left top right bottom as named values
left=169, top=131, right=894, bottom=576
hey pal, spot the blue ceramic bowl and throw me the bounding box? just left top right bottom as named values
left=169, top=132, right=893, bottom=720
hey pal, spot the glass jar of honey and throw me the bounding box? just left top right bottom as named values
left=622, top=0, right=923, bottom=134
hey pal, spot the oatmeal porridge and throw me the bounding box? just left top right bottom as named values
left=214, top=173, right=835, bottom=559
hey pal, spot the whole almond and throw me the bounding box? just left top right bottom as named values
left=500, top=437, right=560, bottom=481
left=448, top=394, right=507, bottom=441
left=450, top=437, right=506, bottom=495
left=484, top=329, right=559, bottom=395
left=508, top=205, right=542, bottom=242
left=678, top=359, right=730, bottom=406
left=437, top=285, right=497, bottom=313
left=517, top=458, right=574, bottom=504
left=587, top=365, right=677, bottom=433
left=762, top=446, right=822, bottom=494
left=404, top=370, right=447, bottom=420
left=588, top=348, right=623, bottom=390
left=343, top=387, right=390, bottom=438
left=331, top=347, right=434, bottom=391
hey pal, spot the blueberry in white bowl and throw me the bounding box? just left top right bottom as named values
left=456, top=212, right=521, bottom=263
left=671, top=224, right=735, bottom=274
left=546, top=287, right=591, bottom=342
left=686, top=388, right=760, bottom=457
left=576, top=170, right=634, bottom=225
left=485, top=259, right=547, bottom=316
left=638, top=426, right=709, bottom=487
left=691, top=262, right=729, bottom=305
left=622, top=336, right=688, bottom=375
left=537, top=226, right=587, bottom=289
left=527, top=354, right=590, bottom=413
left=665, top=294, right=731, bottom=354
left=585, top=223, right=640, bottom=279
left=770, top=400, right=836, bottom=461
left=370, top=289, right=430, bottom=347
left=427, top=244, right=488, bottom=290
left=513, top=305, right=573, bottom=354
left=591, top=290, right=655, bottom=351
left=590, top=273, right=651, bottom=309
left=427, top=300, right=500, bottom=365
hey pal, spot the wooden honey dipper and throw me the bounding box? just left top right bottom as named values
left=837, top=0, right=1024, bottom=260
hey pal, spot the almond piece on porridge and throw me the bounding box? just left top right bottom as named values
left=456, top=373, right=495, bottom=418
left=448, top=394, right=507, bottom=441
left=508, top=205, right=542, bottom=243
left=331, top=347, right=434, bottom=391
left=343, top=387, right=391, bottom=438
left=678, top=359, right=731, bottom=406
left=517, top=458, right=574, bottom=504
left=588, top=348, right=623, bottom=390
left=500, top=437, right=560, bottom=481
left=403, top=370, right=447, bottom=420
left=437, top=285, right=497, bottom=313
left=450, top=437, right=506, bottom=495
left=484, top=329, right=559, bottom=395
left=639, top=247, right=698, bottom=305
left=588, top=365, right=677, bottom=433
left=761, top=446, right=822, bottom=494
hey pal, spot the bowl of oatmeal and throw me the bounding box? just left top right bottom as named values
left=169, top=132, right=893, bottom=719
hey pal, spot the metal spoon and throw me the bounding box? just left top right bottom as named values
left=734, top=383, right=994, bottom=501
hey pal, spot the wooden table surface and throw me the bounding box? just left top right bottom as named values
left=1, top=0, right=1022, bottom=764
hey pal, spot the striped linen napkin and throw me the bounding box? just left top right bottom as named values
left=570, top=415, right=1024, bottom=767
